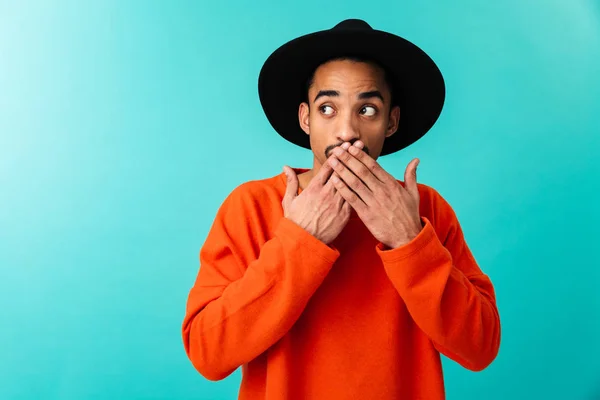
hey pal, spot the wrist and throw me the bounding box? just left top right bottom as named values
left=387, top=220, right=423, bottom=249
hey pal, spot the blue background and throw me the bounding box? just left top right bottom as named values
left=1, top=1, right=599, bottom=399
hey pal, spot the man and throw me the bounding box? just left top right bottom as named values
left=182, top=19, right=501, bottom=399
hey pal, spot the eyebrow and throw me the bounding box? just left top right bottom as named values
left=314, top=90, right=339, bottom=102
left=358, top=90, right=384, bottom=102
left=313, top=89, right=385, bottom=103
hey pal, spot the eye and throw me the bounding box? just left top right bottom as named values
left=319, top=105, right=335, bottom=115
left=360, top=106, right=377, bottom=116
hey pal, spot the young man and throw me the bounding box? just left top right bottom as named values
left=182, top=19, right=501, bottom=399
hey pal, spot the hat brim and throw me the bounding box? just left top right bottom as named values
left=258, top=28, right=446, bottom=156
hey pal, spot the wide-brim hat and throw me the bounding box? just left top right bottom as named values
left=258, top=19, right=446, bottom=156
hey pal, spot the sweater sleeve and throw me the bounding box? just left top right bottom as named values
left=376, top=188, right=501, bottom=372
left=182, top=186, right=340, bottom=381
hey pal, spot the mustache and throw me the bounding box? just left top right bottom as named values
left=325, top=141, right=370, bottom=158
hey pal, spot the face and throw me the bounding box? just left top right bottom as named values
left=298, top=59, right=400, bottom=169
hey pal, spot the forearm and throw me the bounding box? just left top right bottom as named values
left=182, top=217, right=339, bottom=380
left=378, top=218, right=501, bottom=371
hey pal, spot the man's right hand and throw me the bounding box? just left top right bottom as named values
left=282, top=154, right=352, bottom=245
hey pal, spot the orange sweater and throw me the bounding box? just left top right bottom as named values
left=182, top=168, right=501, bottom=399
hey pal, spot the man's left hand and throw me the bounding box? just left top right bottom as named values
left=329, top=141, right=423, bottom=249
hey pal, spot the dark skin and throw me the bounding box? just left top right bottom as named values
left=283, top=59, right=423, bottom=248
left=296, top=59, right=397, bottom=187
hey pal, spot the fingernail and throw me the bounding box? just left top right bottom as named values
left=341, top=142, right=351, bottom=150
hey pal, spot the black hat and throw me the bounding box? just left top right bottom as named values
left=258, top=19, right=446, bottom=156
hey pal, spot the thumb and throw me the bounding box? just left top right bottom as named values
left=403, top=158, right=420, bottom=197
left=282, top=166, right=299, bottom=206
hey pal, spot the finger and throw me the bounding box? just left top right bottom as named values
left=331, top=173, right=345, bottom=209
left=282, top=166, right=298, bottom=208
left=329, top=152, right=375, bottom=205
left=331, top=172, right=367, bottom=214
left=403, top=158, right=420, bottom=197
left=323, top=173, right=337, bottom=194
left=342, top=199, right=352, bottom=215
left=311, top=157, right=335, bottom=187
left=332, top=146, right=380, bottom=192
left=337, top=194, right=346, bottom=211
left=346, top=144, right=390, bottom=184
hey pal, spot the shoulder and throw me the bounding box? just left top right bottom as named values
left=416, top=182, right=454, bottom=214
left=216, top=171, right=286, bottom=219
left=395, top=179, right=462, bottom=244
left=393, top=179, right=453, bottom=214
left=227, top=172, right=284, bottom=202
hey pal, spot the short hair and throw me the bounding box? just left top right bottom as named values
left=305, top=56, right=397, bottom=107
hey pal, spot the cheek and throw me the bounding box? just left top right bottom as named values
left=360, top=119, right=387, bottom=137
left=309, top=131, right=331, bottom=155
left=310, top=113, right=334, bottom=128
left=308, top=116, right=334, bottom=140
left=360, top=120, right=388, bottom=148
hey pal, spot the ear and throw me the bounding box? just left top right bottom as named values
left=298, top=102, right=310, bottom=135
left=385, top=105, right=400, bottom=138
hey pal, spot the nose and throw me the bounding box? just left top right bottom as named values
left=335, top=113, right=360, bottom=143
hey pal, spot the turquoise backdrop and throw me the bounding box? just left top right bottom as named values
left=1, top=1, right=599, bottom=399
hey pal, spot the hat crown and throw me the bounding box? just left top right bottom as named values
left=332, top=19, right=373, bottom=31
